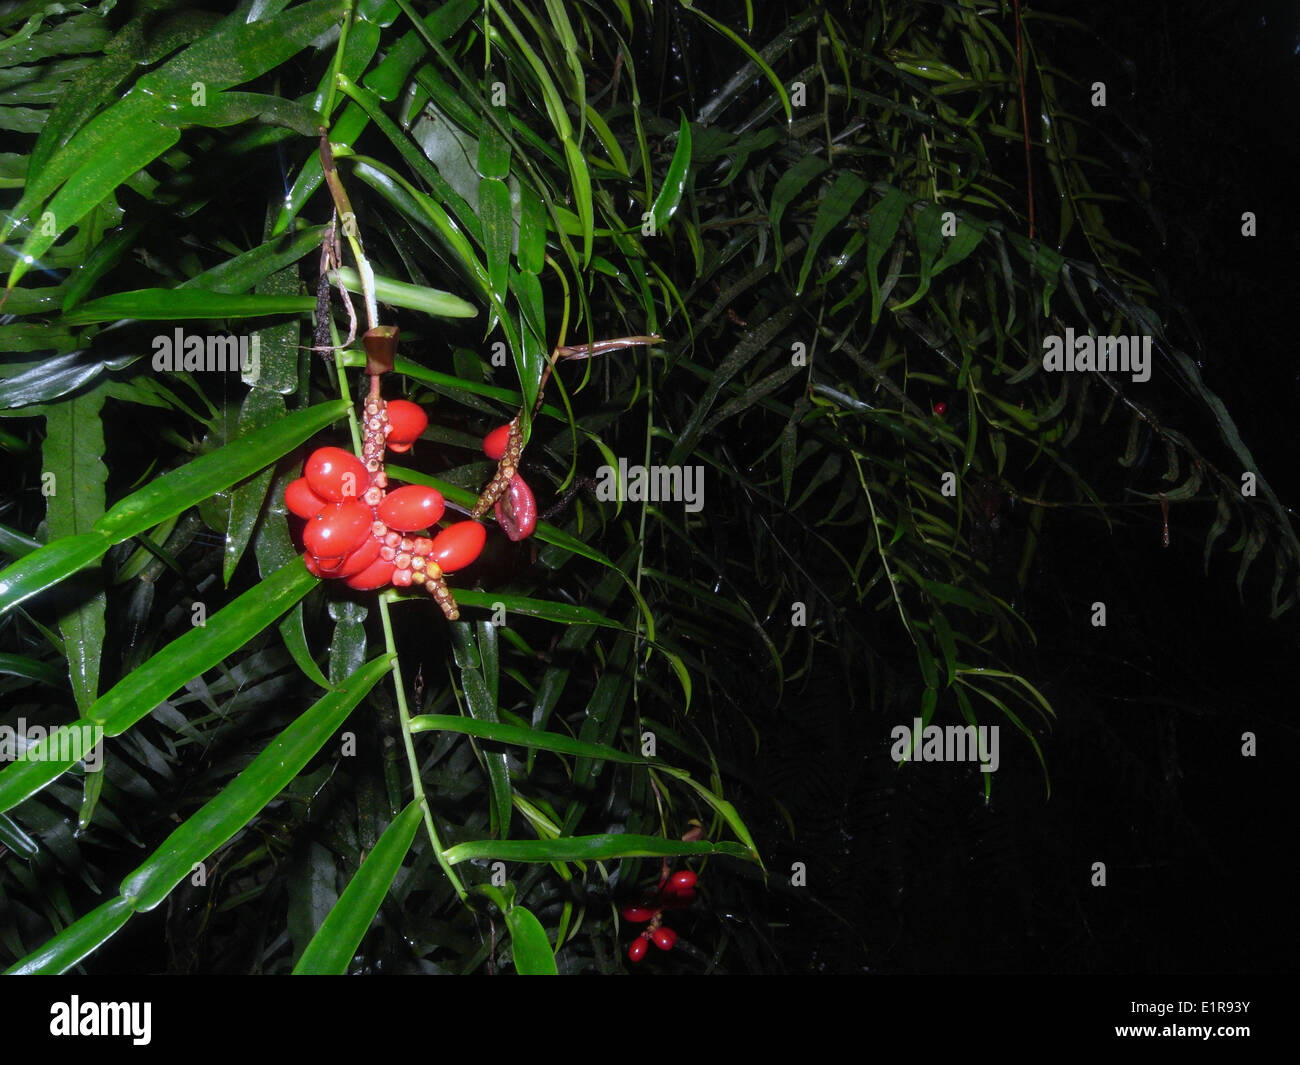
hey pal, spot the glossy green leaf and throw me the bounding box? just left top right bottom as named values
left=43, top=387, right=106, bottom=711
left=4, top=896, right=134, bottom=976
left=0, top=532, right=110, bottom=620
left=410, top=714, right=647, bottom=763
left=328, top=601, right=369, bottom=687
left=517, top=184, right=548, bottom=274
left=179, top=225, right=327, bottom=297
left=479, top=177, right=513, bottom=314
left=93, top=400, right=349, bottom=542
left=60, top=289, right=316, bottom=326
left=0, top=351, right=137, bottom=411
left=293, top=799, right=422, bottom=974
left=330, top=265, right=477, bottom=318
left=503, top=903, right=557, bottom=975
left=0, top=653, right=64, bottom=688
left=477, top=113, right=511, bottom=181
left=442, top=834, right=755, bottom=864
left=650, top=113, right=692, bottom=232
left=0, top=719, right=93, bottom=816
left=120, top=653, right=392, bottom=912
left=562, top=138, right=593, bottom=267
left=88, top=560, right=317, bottom=734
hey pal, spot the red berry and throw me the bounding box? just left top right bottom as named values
left=344, top=556, right=396, bottom=590
left=377, top=485, right=446, bottom=532
left=494, top=473, right=537, bottom=541
left=667, top=870, right=697, bottom=895
left=303, top=499, right=373, bottom=561
left=628, top=936, right=649, bottom=963
left=385, top=399, right=428, bottom=452
left=621, top=905, right=657, bottom=923
left=429, top=521, right=486, bottom=573
left=285, top=477, right=328, bottom=519
left=317, top=535, right=381, bottom=579
left=303, top=551, right=324, bottom=577
left=305, top=447, right=368, bottom=502
left=650, top=926, right=677, bottom=951
left=933, top=401, right=947, bottom=417
left=482, top=423, right=512, bottom=461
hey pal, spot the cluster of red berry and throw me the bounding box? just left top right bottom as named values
left=285, top=396, right=536, bottom=620
left=623, top=869, right=698, bottom=962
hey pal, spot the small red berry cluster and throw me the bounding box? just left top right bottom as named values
left=285, top=397, right=537, bottom=620
left=623, top=869, right=698, bottom=962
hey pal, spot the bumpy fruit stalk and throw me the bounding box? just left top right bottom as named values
left=472, top=414, right=522, bottom=519
left=361, top=391, right=389, bottom=497
left=358, top=387, right=465, bottom=619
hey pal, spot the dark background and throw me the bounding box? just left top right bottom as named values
left=742, top=0, right=1300, bottom=974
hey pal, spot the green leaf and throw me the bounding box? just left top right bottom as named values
left=330, top=265, right=478, bottom=318
left=769, top=156, right=827, bottom=267
left=562, top=138, right=594, bottom=267
left=88, top=560, right=318, bottom=735
left=328, top=601, right=369, bottom=687
left=410, top=714, right=648, bottom=763
left=160, top=91, right=322, bottom=136
left=4, top=896, right=134, bottom=976
left=517, top=184, right=547, bottom=275
left=679, top=3, right=791, bottom=122
left=223, top=389, right=284, bottom=585
left=93, top=400, right=349, bottom=543
left=442, top=834, right=755, bottom=864
left=479, top=177, right=513, bottom=315
left=0, top=653, right=64, bottom=688
left=293, top=799, right=422, bottom=974
left=180, top=225, right=327, bottom=297
left=60, top=289, right=316, bottom=326
left=503, top=903, right=557, bottom=975
left=650, top=113, right=692, bottom=232
left=0, top=532, right=110, bottom=621
left=797, top=172, right=868, bottom=295
left=4, top=0, right=346, bottom=290
left=449, top=623, right=512, bottom=839
left=0, top=351, right=137, bottom=411
left=120, top=654, right=392, bottom=912
left=477, top=113, right=511, bottom=181
left=867, top=186, right=910, bottom=322
left=43, top=387, right=107, bottom=711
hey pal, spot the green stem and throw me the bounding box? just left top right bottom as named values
left=379, top=590, right=467, bottom=900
